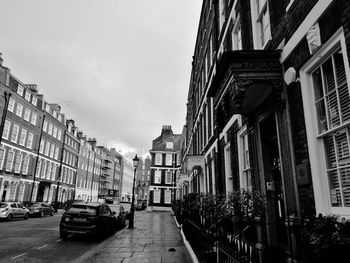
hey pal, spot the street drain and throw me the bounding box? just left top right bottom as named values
left=168, top=248, right=176, bottom=252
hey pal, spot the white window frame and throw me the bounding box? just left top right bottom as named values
left=155, top=153, right=162, bottom=165
left=11, top=124, right=19, bottom=143
left=0, top=147, right=6, bottom=169
left=23, top=108, right=30, bottom=122
left=48, top=124, right=53, bottom=135
left=25, top=90, right=31, bottom=101
left=237, top=126, right=252, bottom=191
left=166, top=142, right=173, bottom=149
left=14, top=153, right=22, bottom=173
left=250, top=0, right=271, bottom=49
left=153, top=189, right=160, bottom=203
left=16, top=103, right=23, bottom=117
left=300, top=28, right=350, bottom=216
left=165, top=154, right=172, bottom=166
left=39, top=139, right=45, bottom=154
left=19, top=128, right=27, bottom=146
left=232, top=14, right=242, bottom=51
left=164, top=190, right=171, bottom=204
left=224, top=142, right=233, bottom=192
left=32, top=96, right=37, bottom=106
left=22, top=155, right=30, bottom=175
left=43, top=121, right=48, bottom=132
left=8, top=97, right=15, bottom=112
left=154, top=170, right=161, bottom=184
left=17, top=85, right=24, bottom=96
left=54, top=146, right=59, bottom=160
left=165, top=171, right=173, bottom=184
left=26, top=132, right=33, bottom=149
left=31, top=113, right=37, bottom=126
left=45, top=141, right=50, bottom=156
left=2, top=120, right=11, bottom=140
left=6, top=150, right=14, bottom=171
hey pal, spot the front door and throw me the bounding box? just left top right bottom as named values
left=259, top=114, right=288, bottom=248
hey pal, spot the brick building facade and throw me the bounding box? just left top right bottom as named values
left=179, top=0, right=350, bottom=261
left=149, top=126, right=181, bottom=211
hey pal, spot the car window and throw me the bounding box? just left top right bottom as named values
left=0, top=203, right=7, bottom=208
left=99, top=206, right=106, bottom=215
left=17, top=204, right=24, bottom=209
left=10, top=203, right=16, bottom=208
left=68, top=205, right=97, bottom=215
left=28, top=203, right=40, bottom=207
left=42, top=203, right=48, bottom=207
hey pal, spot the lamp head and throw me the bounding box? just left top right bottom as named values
left=133, top=154, right=139, bottom=168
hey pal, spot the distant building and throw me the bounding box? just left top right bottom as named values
left=121, top=158, right=133, bottom=202
left=148, top=125, right=181, bottom=211
left=135, top=155, right=151, bottom=201
left=0, top=66, right=44, bottom=202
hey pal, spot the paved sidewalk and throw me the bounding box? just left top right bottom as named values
left=75, top=211, right=193, bottom=263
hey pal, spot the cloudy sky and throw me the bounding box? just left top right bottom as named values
left=0, top=0, right=202, bottom=158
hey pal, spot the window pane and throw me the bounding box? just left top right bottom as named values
left=335, top=50, right=347, bottom=87
left=327, top=91, right=340, bottom=128
left=328, top=169, right=341, bottom=206
left=323, top=58, right=336, bottom=93
left=313, top=68, right=324, bottom=100
left=340, top=166, right=350, bottom=206
left=335, top=129, right=350, bottom=165
left=325, top=134, right=337, bottom=168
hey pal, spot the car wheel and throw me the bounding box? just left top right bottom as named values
left=24, top=213, right=29, bottom=220
left=40, top=211, right=44, bottom=217
left=7, top=214, right=13, bottom=221
left=60, top=230, right=68, bottom=240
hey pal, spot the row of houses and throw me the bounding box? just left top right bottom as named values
left=175, top=0, right=350, bottom=262
left=0, top=54, right=133, bottom=205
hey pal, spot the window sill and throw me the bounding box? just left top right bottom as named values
left=286, top=0, right=295, bottom=12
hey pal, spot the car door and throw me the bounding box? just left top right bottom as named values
left=16, top=203, right=25, bottom=217
left=10, top=203, right=18, bottom=217
left=42, top=203, right=48, bottom=215
left=98, top=205, right=108, bottom=235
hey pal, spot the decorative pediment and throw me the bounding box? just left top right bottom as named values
left=208, top=50, right=282, bottom=115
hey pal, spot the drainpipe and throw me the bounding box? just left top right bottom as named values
left=55, top=130, right=67, bottom=205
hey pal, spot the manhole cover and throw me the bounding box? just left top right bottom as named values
left=168, top=248, right=176, bottom=252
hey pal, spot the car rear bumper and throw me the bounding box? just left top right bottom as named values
left=60, top=222, right=98, bottom=235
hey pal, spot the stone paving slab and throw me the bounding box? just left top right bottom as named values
left=75, top=211, right=193, bottom=263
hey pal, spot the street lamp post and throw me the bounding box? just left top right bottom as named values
left=129, top=154, right=139, bottom=228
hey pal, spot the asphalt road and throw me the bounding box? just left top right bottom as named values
left=0, top=212, right=119, bottom=263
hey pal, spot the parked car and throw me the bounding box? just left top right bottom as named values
left=108, top=204, right=127, bottom=229
left=64, top=199, right=84, bottom=211
left=59, top=201, right=118, bottom=240
left=0, top=202, right=30, bottom=221
left=26, top=202, right=55, bottom=217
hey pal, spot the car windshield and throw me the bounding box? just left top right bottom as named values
left=0, top=203, right=7, bottom=208
left=68, top=205, right=97, bottom=214
left=28, top=203, right=40, bottom=207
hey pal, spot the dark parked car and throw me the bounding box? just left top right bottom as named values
left=59, top=201, right=118, bottom=240
left=108, top=204, right=127, bottom=229
left=26, top=202, right=55, bottom=217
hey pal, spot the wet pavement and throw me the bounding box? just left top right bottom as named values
left=74, top=211, right=194, bottom=263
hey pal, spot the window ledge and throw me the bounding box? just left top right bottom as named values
left=286, top=0, right=295, bottom=12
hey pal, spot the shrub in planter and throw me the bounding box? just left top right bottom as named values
left=301, top=214, right=350, bottom=263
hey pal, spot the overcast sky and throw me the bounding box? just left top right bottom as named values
left=0, top=0, right=202, bottom=158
